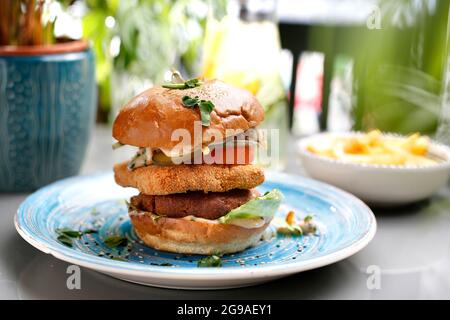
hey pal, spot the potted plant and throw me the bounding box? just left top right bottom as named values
left=0, top=0, right=96, bottom=191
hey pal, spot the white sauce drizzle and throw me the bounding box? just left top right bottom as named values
left=129, top=210, right=269, bottom=229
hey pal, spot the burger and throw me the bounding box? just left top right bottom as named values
left=112, top=77, right=282, bottom=255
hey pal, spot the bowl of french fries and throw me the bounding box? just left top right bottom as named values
left=297, top=130, right=450, bottom=205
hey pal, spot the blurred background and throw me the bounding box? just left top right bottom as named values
left=0, top=0, right=449, bottom=189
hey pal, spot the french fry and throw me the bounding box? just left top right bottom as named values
left=307, top=130, right=436, bottom=166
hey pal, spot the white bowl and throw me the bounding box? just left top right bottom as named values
left=297, top=132, right=450, bottom=206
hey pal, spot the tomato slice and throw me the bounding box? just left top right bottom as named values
left=152, top=145, right=255, bottom=165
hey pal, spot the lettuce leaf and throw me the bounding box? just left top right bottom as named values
left=218, top=189, right=283, bottom=224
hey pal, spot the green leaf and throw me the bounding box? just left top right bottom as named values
left=182, top=95, right=200, bottom=107
left=219, top=189, right=283, bottom=224
left=55, top=227, right=97, bottom=247
left=184, top=78, right=200, bottom=88
left=83, top=229, right=98, bottom=234
left=111, top=256, right=127, bottom=261
left=199, top=100, right=215, bottom=112
left=162, top=78, right=203, bottom=90
left=104, top=236, right=128, bottom=248
left=57, top=235, right=73, bottom=247
left=180, top=96, right=215, bottom=127
left=56, top=228, right=82, bottom=238
left=197, top=255, right=222, bottom=268
left=199, top=100, right=215, bottom=126
left=162, top=83, right=188, bottom=89
left=277, top=225, right=303, bottom=236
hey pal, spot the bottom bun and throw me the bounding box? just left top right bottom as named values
left=129, top=209, right=271, bottom=255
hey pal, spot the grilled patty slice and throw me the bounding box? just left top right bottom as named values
left=131, top=189, right=260, bottom=220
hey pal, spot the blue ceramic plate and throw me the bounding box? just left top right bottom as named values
left=15, top=171, right=376, bottom=289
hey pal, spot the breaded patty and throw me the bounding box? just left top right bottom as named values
left=130, top=189, right=260, bottom=220
left=114, top=162, right=264, bottom=195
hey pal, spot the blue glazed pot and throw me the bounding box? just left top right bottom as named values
left=0, top=42, right=96, bottom=191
